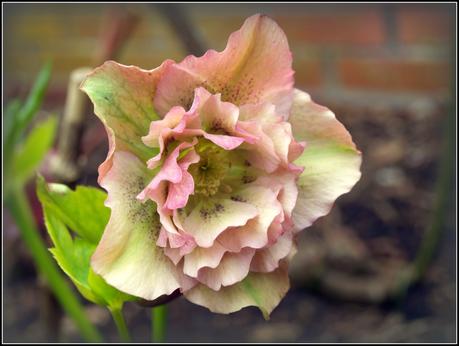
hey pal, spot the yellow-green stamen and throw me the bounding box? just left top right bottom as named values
left=189, top=140, right=231, bottom=196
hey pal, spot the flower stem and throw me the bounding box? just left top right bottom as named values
left=412, top=106, right=455, bottom=279
left=395, top=102, right=455, bottom=300
left=5, top=187, right=102, bottom=342
left=151, top=305, right=167, bottom=343
left=110, top=307, right=131, bottom=342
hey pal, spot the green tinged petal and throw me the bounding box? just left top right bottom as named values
left=289, top=89, right=362, bottom=230
left=184, top=264, right=289, bottom=319
left=91, top=151, right=184, bottom=301
left=80, top=60, right=172, bottom=162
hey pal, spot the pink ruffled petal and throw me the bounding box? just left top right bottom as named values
left=183, top=241, right=228, bottom=278
left=137, top=140, right=196, bottom=205
left=192, top=88, right=248, bottom=150
left=238, top=102, right=305, bottom=173
left=155, top=14, right=294, bottom=116
left=142, top=106, right=185, bottom=148
left=197, top=88, right=239, bottom=131
left=179, top=198, right=259, bottom=248
left=217, top=185, right=283, bottom=251
left=164, top=150, right=200, bottom=210
left=141, top=180, right=179, bottom=235
left=250, top=232, right=293, bottom=273
left=253, top=173, right=299, bottom=219
left=184, top=263, right=290, bottom=319
left=267, top=217, right=285, bottom=245
left=164, top=171, right=195, bottom=210
left=197, top=248, right=255, bottom=291
left=202, top=133, right=245, bottom=150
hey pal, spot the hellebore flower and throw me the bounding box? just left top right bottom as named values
left=81, top=14, right=361, bottom=318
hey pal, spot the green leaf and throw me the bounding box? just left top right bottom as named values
left=38, top=177, right=136, bottom=308
left=4, top=99, right=23, bottom=186
left=46, top=210, right=131, bottom=306
left=43, top=208, right=101, bottom=303
left=36, top=175, right=110, bottom=244
left=3, top=98, right=22, bottom=147
left=6, top=62, right=52, bottom=154
left=12, top=116, right=57, bottom=186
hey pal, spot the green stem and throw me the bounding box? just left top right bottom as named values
left=110, top=307, right=131, bottom=342
left=151, top=305, right=167, bottom=343
left=413, top=104, right=455, bottom=273
left=6, top=187, right=102, bottom=342
left=395, top=103, right=455, bottom=299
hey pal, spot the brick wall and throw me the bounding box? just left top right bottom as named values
left=4, top=3, right=455, bottom=106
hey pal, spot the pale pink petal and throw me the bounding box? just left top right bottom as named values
left=289, top=89, right=362, bottom=231
left=156, top=227, right=168, bottom=247
left=267, top=217, right=285, bottom=244
left=197, top=88, right=240, bottom=131
left=183, top=241, right=228, bottom=278
left=178, top=271, right=199, bottom=292
left=168, top=231, right=193, bottom=249
left=197, top=248, right=255, bottom=290
left=254, top=173, right=299, bottom=219
left=164, top=171, right=195, bottom=210
left=143, top=106, right=200, bottom=170
left=142, top=181, right=180, bottom=235
left=238, top=102, right=305, bottom=173
left=179, top=149, right=201, bottom=170
left=202, top=133, right=245, bottom=150
left=193, top=88, right=247, bottom=150
left=163, top=246, right=182, bottom=266
left=142, top=106, right=186, bottom=148
left=97, top=125, right=116, bottom=183
left=250, top=232, right=293, bottom=273
left=239, top=120, right=281, bottom=173
left=155, top=14, right=294, bottom=116
left=137, top=140, right=196, bottom=204
left=179, top=198, right=259, bottom=248
left=184, top=263, right=289, bottom=319
left=217, top=185, right=283, bottom=251
left=289, top=139, right=307, bottom=162
left=164, top=150, right=200, bottom=210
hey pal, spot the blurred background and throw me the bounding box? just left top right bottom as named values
left=3, top=2, right=456, bottom=343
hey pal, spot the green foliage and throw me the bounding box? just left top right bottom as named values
left=37, top=176, right=136, bottom=309
left=3, top=63, right=103, bottom=341
left=4, top=62, right=56, bottom=195
left=12, top=116, right=58, bottom=186
left=5, top=61, right=53, bottom=150
left=36, top=177, right=110, bottom=244
left=3, top=99, right=22, bottom=145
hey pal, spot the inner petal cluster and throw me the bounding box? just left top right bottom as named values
left=136, top=86, right=305, bottom=291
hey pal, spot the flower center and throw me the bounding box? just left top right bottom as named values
left=189, top=139, right=230, bottom=196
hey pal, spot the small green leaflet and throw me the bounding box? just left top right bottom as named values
left=37, top=176, right=136, bottom=308
left=12, top=116, right=57, bottom=186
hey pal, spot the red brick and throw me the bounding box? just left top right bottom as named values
left=397, top=7, right=453, bottom=44
left=273, top=11, right=386, bottom=45
left=338, top=59, right=451, bottom=92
